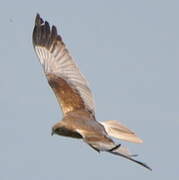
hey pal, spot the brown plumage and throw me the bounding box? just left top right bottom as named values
left=32, top=14, right=151, bottom=170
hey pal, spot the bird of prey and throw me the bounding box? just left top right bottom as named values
left=32, top=14, right=151, bottom=171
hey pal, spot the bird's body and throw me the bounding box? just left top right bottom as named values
left=32, top=14, right=151, bottom=170
left=52, top=110, right=104, bottom=139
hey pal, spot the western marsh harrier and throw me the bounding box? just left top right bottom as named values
left=32, top=14, right=151, bottom=170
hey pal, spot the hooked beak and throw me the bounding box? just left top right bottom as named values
left=51, top=130, right=54, bottom=136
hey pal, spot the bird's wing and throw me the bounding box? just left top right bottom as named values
left=77, top=129, right=151, bottom=170
left=32, top=14, right=95, bottom=116
left=100, top=120, right=143, bottom=143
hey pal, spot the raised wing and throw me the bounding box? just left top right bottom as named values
left=32, top=14, right=95, bottom=116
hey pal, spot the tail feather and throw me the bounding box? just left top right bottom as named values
left=100, top=120, right=143, bottom=143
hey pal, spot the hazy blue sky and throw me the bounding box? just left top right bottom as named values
left=0, top=0, right=179, bottom=179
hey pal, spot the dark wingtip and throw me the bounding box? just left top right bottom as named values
left=35, top=13, right=43, bottom=26
left=139, top=161, right=152, bottom=171
left=52, top=25, right=57, bottom=36
left=32, top=13, right=64, bottom=50
left=109, top=150, right=152, bottom=171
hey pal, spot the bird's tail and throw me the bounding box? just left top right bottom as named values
left=100, top=120, right=143, bottom=143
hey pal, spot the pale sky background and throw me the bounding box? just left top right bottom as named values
left=0, top=0, right=179, bottom=179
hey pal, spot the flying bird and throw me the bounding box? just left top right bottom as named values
left=32, top=14, right=151, bottom=171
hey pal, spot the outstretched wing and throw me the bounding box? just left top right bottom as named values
left=77, top=129, right=151, bottom=170
left=32, top=14, right=95, bottom=116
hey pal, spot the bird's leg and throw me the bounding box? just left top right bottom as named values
left=108, top=144, right=121, bottom=152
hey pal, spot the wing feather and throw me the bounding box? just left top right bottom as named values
left=32, top=14, right=95, bottom=116
left=100, top=120, right=143, bottom=143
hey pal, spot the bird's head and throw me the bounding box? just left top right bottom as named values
left=51, top=122, right=64, bottom=136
